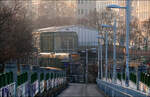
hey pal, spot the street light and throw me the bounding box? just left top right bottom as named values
left=103, top=13, right=117, bottom=83
left=106, top=0, right=131, bottom=87
left=97, top=36, right=104, bottom=79
left=101, top=24, right=112, bottom=81
left=101, top=22, right=117, bottom=82
left=107, top=4, right=126, bottom=9
left=101, top=24, right=112, bottom=28
left=86, top=49, right=88, bottom=84
left=113, top=19, right=117, bottom=83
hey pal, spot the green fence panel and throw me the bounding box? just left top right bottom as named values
left=0, top=72, right=14, bottom=88
left=31, top=72, right=38, bottom=84
left=17, top=72, right=28, bottom=86
left=46, top=73, right=49, bottom=80
left=40, top=73, right=44, bottom=81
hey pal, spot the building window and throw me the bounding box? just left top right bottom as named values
left=78, top=9, right=84, bottom=15
left=81, top=0, right=83, bottom=4
left=41, top=35, right=53, bottom=52
left=78, top=0, right=80, bottom=4
left=81, top=9, right=84, bottom=14
left=63, top=39, right=74, bottom=50
left=85, top=9, right=88, bottom=15
left=78, top=9, right=80, bottom=15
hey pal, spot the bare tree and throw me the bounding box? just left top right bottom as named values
left=118, top=16, right=142, bottom=48
left=143, top=18, right=150, bottom=50
left=0, top=0, right=34, bottom=72
left=78, top=8, right=144, bottom=49
left=33, top=0, right=76, bottom=29
left=78, top=8, right=117, bottom=45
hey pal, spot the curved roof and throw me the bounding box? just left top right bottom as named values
left=37, top=25, right=99, bottom=46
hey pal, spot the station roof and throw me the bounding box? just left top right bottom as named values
left=36, top=25, right=99, bottom=46
left=37, top=25, right=98, bottom=33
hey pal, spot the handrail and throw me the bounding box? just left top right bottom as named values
left=101, top=79, right=147, bottom=96
left=100, top=80, right=133, bottom=97
left=97, top=79, right=147, bottom=97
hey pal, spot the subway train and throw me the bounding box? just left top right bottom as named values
left=0, top=64, right=67, bottom=97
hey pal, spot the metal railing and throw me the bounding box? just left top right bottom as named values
left=97, top=79, right=133, bottom=97
left=0, top=64, right=67, bottom=97
left=101, top=80, right=147, bottom=97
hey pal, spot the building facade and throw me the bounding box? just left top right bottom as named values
left=35, top=25, right=98, bottom=53
left=77, top=0, right=96, bottom=18
left=40, top=31, right=78, bottom=53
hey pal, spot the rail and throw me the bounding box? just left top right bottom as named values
left=0, top=64, right=68, bottom=97
left=97, top=79, right=133, bottom=97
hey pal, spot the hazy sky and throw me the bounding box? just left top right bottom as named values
left=30, top=0, right=150, bottom=21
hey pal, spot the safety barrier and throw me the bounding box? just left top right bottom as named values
left=97, top=79, right=147, bottom=97
left=97, top=79, right=133, bottom=97
left=0, top=64, right=68, bottom=97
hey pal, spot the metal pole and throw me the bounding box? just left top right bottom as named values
left=100, top=39, right=103, bottom=79
left=105, top=31, right=108, bottom=81
left=98, top=40, right=100, bottom=79
left=136, top=67, right=139, bottom=90
left=125, top=0, right=131, bottom=87
left=69, top=54, right=72, bottom=81
left=37, top=51, right=39, bottom=66
left=86, top=49, right=88, bottom=84
left=113, top=19, right=117, bottom=83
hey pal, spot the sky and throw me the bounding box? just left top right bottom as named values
left=29, top=0, right=150, bottom=22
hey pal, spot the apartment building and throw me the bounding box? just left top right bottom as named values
left=77, top=0, right=96, bottom=18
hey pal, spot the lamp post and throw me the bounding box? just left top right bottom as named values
left=107, top=0, right=131, bottom=87
left=101, top=23, right=117, bottom=82
left=97, top=36, right=104, bottom=79
left=100, top=38, right=103, bottom=79
left=102, top=17, right=117, bottom=83
left=86, top=49, right=88, bottom=84
left=101, top=24, right=112, bottom=81
left=113, top=19, right=117, bottom=83
left=97, top=38, right=100, bottom=79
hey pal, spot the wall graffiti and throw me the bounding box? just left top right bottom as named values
left=31, top=80, right=39, bottom=97
left=17, top=82, right=30, bottom=97
left=0, top=83, right=15, bottom=97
